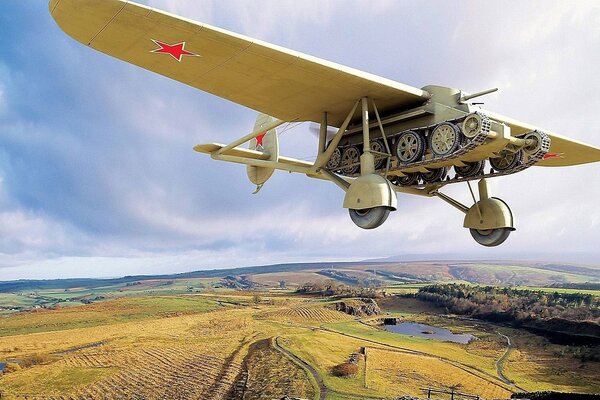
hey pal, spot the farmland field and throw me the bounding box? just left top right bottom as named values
left=0, top=263, right=599, bottom=399
left=1, top=292, right=598, bottom=399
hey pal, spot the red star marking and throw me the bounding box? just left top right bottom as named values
left=150, top=40, right=198, bottom=62
left=256, top=131, right=267, bottom=147
left=543, top=153, right=565, bottom=160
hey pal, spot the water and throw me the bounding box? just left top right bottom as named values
left=0, top=362, right=6, bottom=372
left=383, top=322, right=475, bottom=344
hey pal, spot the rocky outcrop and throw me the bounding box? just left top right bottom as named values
left=332, top=298, right=381, bottom=317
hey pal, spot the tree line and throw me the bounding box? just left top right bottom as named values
left=414, top=284, right=600, bottom=349
left=296, top=281, right=380, bottom=298
left=416, top=284, right=599, bottom=322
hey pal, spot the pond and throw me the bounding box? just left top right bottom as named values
left=0, top=362, right=6, bottom=372
left=383, top=322, right=475, bottom=344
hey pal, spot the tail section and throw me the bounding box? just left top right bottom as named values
left=247, top=113, right=279, bottom=190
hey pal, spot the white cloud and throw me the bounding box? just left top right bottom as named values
left=1, top=0, right=600, bottom=280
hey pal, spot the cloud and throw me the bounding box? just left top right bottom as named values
left=0, top=1, right=599, bottom=280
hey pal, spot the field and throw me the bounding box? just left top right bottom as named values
left=4, top=260, right=599, bottom=317
left=0, top=289, right=598, bottom=400
left=257, top=305, right=354, bottom=323
left=1, top=261, right=599, bottom=399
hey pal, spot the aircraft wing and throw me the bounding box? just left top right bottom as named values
left=49, top=0, right=430, bottom=127
left=485, top=111, right=600, bottom=167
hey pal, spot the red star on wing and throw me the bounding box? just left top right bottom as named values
left=256, top=131, right=267, bottom=147
left=150, top=40, right=198, bottom=62
left=543, top=153, right=565, bottom=160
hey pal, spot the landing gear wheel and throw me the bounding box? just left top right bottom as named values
left=395, top=173, right=419, bottom=186
left=349, top=207, right=391, bottom=229
left=394, top=131, right=426, bottom=164
left=455, top=161, right=485, bottom=178
left=470, top=228, right=512, bottom=247
left=429, top=123, right=462, bottom=157
left=370, top=139, right=387, bottom=170
left=490, top=150, right=524, bottom=171
left=341, top=146, right=361, bottom=175
left=326, top=147, right=342, bottom=170
left=421, top=167, right=448, bottom=184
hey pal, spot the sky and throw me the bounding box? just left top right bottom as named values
left=0, top=1, right=599, bottom=280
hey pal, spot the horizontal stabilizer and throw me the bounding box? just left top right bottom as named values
left=194, top=143, right=313, bottom=169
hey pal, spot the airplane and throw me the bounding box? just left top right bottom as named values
left=49, top=0, right=600, bottom=247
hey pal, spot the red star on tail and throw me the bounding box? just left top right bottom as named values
left=256, top=131, right=267, bottom=147
left=151, top=40, right=198, bottom=62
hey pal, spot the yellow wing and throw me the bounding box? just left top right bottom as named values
left=49, top=0, right=429, bottom=127
left=485, top=110, right=600, bottom=167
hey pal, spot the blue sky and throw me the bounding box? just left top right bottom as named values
left=1, top=1, right=599, bottom=279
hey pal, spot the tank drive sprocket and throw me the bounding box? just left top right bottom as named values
left=461, top=112, right=490, bottom=139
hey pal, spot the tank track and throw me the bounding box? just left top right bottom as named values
left=330, top=111, right=551, bottom=189
left=436, top=130, right=551, bottom=187
left=394, top=111, right=491, bottom=170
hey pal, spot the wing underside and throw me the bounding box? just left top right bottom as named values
left=49, top=0, right=430, bottom=127
left=485, top=111, right=600, bottom=167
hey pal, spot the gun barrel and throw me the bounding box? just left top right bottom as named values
left=461, top=88, right=498, bottom=102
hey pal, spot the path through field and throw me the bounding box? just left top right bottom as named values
left=274, top=336, right=327, bottom=400
left=496, top=331, right=518, bottom=388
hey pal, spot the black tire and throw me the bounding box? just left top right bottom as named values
left=394, top=131, right=426, bottom=164
left=421, top=167, right=448, bottom=184
left=341, top=146, right=361, bottom=175
left=470, top=228, right=512, bottom=247
left=455, top=160, right=485, bottom=178
left=429, top=122, right=462, bottom=157
left=349, top=207, right=391, bottom=229
left=395, top=172, right=419, bottom=186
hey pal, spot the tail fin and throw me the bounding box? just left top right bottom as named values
left=247, top=113, right=279, bottom=190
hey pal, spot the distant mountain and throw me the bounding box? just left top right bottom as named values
left=1, top=259, right=598, bottom=293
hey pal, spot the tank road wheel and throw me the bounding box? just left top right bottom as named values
left=349, top=207, right=391, bottom=229
left=341, top=146, right=361, bottom=175
left=326, top=147, right=342, bottom=170
left=421, top=167, right=448, bottom=184
left=395, top=172, right=420, bottom=186
left=455, top=160, right=485, bottom=178
left=490, top=150, right=524, bottom=171
left=470, top=228, right=512, bottom=247
left=429, top=123, right=462, bottom=157
left=394, top=131, right=426, bottom=164
left=370, top=139, right=387, bottom=170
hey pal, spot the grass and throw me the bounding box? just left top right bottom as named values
left=0, top=291, right=598, bottom=399
left=365, top=347, right=511, bottom=398
left=322, top=321, right=500, bottom=378
left=0, top=295, right=218, bottom=337
left=0, top=365, right=117, bottom=396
